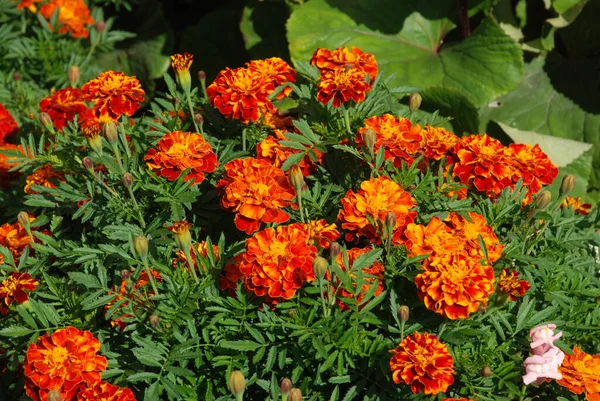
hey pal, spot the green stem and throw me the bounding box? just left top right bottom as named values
left=199, top=79, right=208, bottom=100
left=242, top=129, right=247, bottom=152
left=183, top=246, right=200, bottom=283
left=318, top=278, right=330, bottom=318
left=126, top=185, right=146, bottom=229
left=297, top=190, right=305, bottom=223
left=343, top=107, right=352, bottom=136
left=111, top=143, right=126, bottom=175
left=186, top=93, right=201, bottom=135
left=142, top=257, right=159, bottom=296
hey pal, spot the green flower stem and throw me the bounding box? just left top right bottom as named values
left=125, top=185, right=146, bottom=229
left=318, top=277, right=330, bottom=318
left=110, top=143, right=126, bottom=175
left=242, top=129, right=247, bottom=152
left=183, top=246, right=200, bottom=283
left=186, top=93, right=202, bottom=135
left=87, top=168, right=119, bottom=197
left=199, top=79, right=208, bottom=100
left=296, top=189, right=305, bottom=223
left=141, top=256, right=159, bottom=296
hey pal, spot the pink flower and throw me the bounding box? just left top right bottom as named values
left=530, top=324, right=563, bottom=353
left=522, top=346, right=565, bottom=385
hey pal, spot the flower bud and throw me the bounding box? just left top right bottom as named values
left=171, top=53, right=193, bottom=95
left=122, top=173, right=134, bottom=188
left=168, top=221, right=193, bottom=252
left=68, top=66, right=80, bottom=87
left=312, top=256, right=328, bottom=280
left=363, top=128, right=377, bottom=157
left=198, top=70, right=206, bottom=81
left=17, top=211, right=31, bottom=230
left=289, top=165, right=305, bottom=192
left=385, top=212, right=396, bottom=233
left=121, top=269, right=131, bottom=280
left=82, top=156, right=94, bottom=170
left=408, top=93, right=422, bottom=112
left=39, top=112, right=53, bottom=130
left=95, top=21, right=105, bottom=33
left=48, top=390, right=62, bottom=401
left=288, top=388, right=302, bottom=401
left=560, top=174, right=576, bottom=195
left=149, top=314, right=160, bottom=328
left=228, top=370, right=246, bottom=401
left=86, top=134, right=103, bottom=154
left=481, top=365, right=492, bottom=377
left=134, top=235, right=149, bottom=260
left=194, top=113, right=204, bottom=126
left=103, top=120, right=119, bottom=146
left=534, top=190, right=551, bottom=210
left=398, top=305, right=409, bottom=323
left=13, top=72, right=21, bottom=81
left=280, top=378, right=293, bottom=395
left=329, top=242, right=341, bottom=261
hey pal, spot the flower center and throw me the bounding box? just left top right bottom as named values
left=47, top=346, right=69, bottom=367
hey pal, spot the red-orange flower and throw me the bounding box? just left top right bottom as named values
left=0, top=103, right=18, bottom=143
left=330, top=247, right=384, bottom=310
left=422, top=125, right=460, bottom=161
left=77, top=381, right=137, bottom=401
left=231, top=224, right=317, bottom=304
left=39, top=88, right=88, bottom=131
left=389, top=331, right=455, bottom=394
left=247, top=57, right=296, bottom=99
left=562, top=196, right=592, bottom=215
left=23, top=327, right=108, bottom=401
left=82, top=71, right=145, bottom=122
left=302, top=219, right=340, bottom=249
left=0, top=214, right=39, bottom=264
left=24, top=164, right=64, bottom=194
left=507, top=143, right=558, bottom=197
left=207, top=67, right=275, bottom=123
left=0, top=272, right=39, bottom=315
left=0, top=142, right=24, bottom=187
left=170, top=52, right=193, bottom=74
left=444, top=212, right=504, bottom=264
left=310, top=46, right=378, bottom=82
left=315, top=68, right=372, bottom=108
left=144, top=131, right=217, bottom=184
left=404, top=217, right=464, bottom=259
left=497, top=268, right=530, bottom=301
left=173, top=241, right=219, bottom=271
left=558, top=346, right=600, bottom=397
left=415, top=253, right=495, bottom=319
left=39, top=0, right=94, bottom=38
left=256, top=135, right=323, bottom=176
left=217, top=158, right=296, bottom=234
left=262, top=111, right=295, bottom=139
left=14, top=0, right=43, bottom=12
left=337, top=176, right=417, bottom=245
left=356, top=114, right=425, bottom=168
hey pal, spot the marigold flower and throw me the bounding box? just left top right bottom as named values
left=39, top=0, right=94, bottom=39
left=329, top=247, right=384, bottom=310
left=302, top=219, right=340, bottom=249
left=82, top=71, right=145, bottom=122
left=144, top=131, right=217, bottom=184
left=256, top=136, right=323, bottom=176
left=415, top=253, right=495, bottom=319
left=558, top=346, right=600, bottom=396
left=507, top=143, right=558, bottom=199
left=167, top=220, right=193, bottom=252
left=24, top=164, right=64, bottom=194
left=246, top=57, right=296, bottom=99
left=207, top=67, right=275, bottom=123
left=0, top=103, right=18, bottom=143
left=228, top=224, right=317, bottom=304
left=219, top=254, right=246, bottom=295
left=315, top=68, right=371, bottom=108
left=217, top=158, right=296, bottom=234
left=77, top=381, right=137, bottom=401
left=23, top=327, right=108, bottom=401
left=262, top=110, right=295, bottom=139
left=0, top=272, right=39, bottom=314
left=404, top=217, right=464, bottom=258
left=389, top=331, right=454, bottom=394
left=310, top=46, right=378, bottom=82
left=356, top=115, right=425, bottom=167
left=171, top=52, right=193, bottom=94
left=562, top=196, right=592, bottom=215
left=0, top=214, right=42, bottom=264
left=445, top=212, right=504, bottom=264
left=173, top=241, right=219, bottom=270
left=337, top=176, right=417, bottom=245
left=497, top=268, right=530, bottom=301
left=422, top=125, right=459, bottom=161
left=39, top=88, right=88, bottom=131
left=0, top=143, right=24, bottom=187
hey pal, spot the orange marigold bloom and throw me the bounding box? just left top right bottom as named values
left=217, top=158, right=296, bottom=234
left=329, top=247, right=384, bottom=310
left=219, top=254, right=246, bottom=295
left=247, top=57, right=296, bottom=99
left=356, top=114, right=425, bottom=167
left=507, top=143, right=558, bottom=198
left=39, top=88, right=88, bottom=131
left=389, top=331, right=455, bottom=394
left=404, top=217, right=464, bottom=259
left=422, top=125, right=460, bottom=161
left=310, top=46, right=378, bottom=82
left=497, top=268, right=530, bottom=301
left=337, top=176, right=417, bottom=245
left=452, top=134, right=514, bottom=199
left=415, top=253, right=495, bottom=319
left=23, top=327, right=108, bottom=401
left=234, top=224, right=317, bottom=304
left=315, top=68, right=371, bottom=108
left=0, top=272, right=39, bottom=315
left=82, top=71, right=145, bottom=122
left=262, top=110, right=295, bottom=139
left=171, top=52, right=193, bottom=74
left=0, top=142, right=24, bottom=187
left=256, top=135, right=323, bottom=176
left=558, top=346, right=600, bottom=397
left=207, top=67, right=275, bottom=124
left=562, top=196, right=592, bottom=215
left=24, top=164, right=64, bottom=194
left=39, top=0, right=94, bottom=38
left=173, top=241, right=219, bottom=271
left=0, top=214, right=40, bottom=264
left=77, top=381, right=137, bottom=401
left=445, top=212, right=504, bottom=264
left=144, top=131, right=217, bottom=184
left=0, top=103, right=18, bottom=143
left=302, top=219, right=340, bottom=249
left=14, top=0, right=43, bottom=12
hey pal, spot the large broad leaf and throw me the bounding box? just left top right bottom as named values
left=286, top=0, right=523, bottom=107
left=419, top=86, right=480, bottom=134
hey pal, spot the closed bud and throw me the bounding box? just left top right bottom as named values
left=87, top=134, right=103, bottom=154
left=122, top=173, right=134, bottom=188
left=134, top=235, right=149, bottom=260
left=312, top=256, right=328, bottom=280
left=198, top=70, right=206, bottom=81
left=229, top=370, right=246, bottom=401
left=68, top=66, right=80, bottom=86
left=560, top=174, right=576, bottom=195
left=17, top=211, right=31, bottom=230
left=385, top=212, right=396, bottom=231
left=95, top=21, right=105, bottom=33
left=168, top=221, right=193, bottom=252
left=280, top=378, right=293, bottom=395
left=103, top=121, right=119, bottom=145
left=82, top=156, right=94, bottom=170
left=121, top=269, right=131, bottom=280
left=48, top=390, right=62, bottom=401
left=534, top=190, right=551, bottom=210
left=398, top=305, right=409, bottom=323
left=363, top=128, right=377, bottom=157
left=13, top=72, right=21, bottom=81
left=408, top=93, right=422, bottom=112
left=149, top=314, right=160, bottom=328
left=39, top=112, right=53, bottom=130
left=289, top=165, right=305, bottom=191
left=288, top=388, right=302, bottom=401
left=329, top=242, right=341, bottom=261
left=481, top=365, right=492, bottom=377
left=194, top=113, right=204, bottom=126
